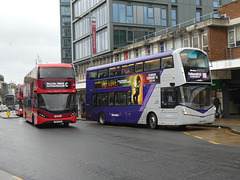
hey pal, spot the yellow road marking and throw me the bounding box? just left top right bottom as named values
left=12, top=176, right=24, bottom=180
left=209, top=141, right=221, bottom=145
left=194, top=136, right=203, bottom=139
left=225, top=130, right=240, bottom=136
left=184, top=132, right=190, bottom=135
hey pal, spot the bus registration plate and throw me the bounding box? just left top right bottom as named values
left=54, top=121, right=62, bottom=123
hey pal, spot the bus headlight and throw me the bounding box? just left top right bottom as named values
left=69, top=112, right=76, bottom=117
left=37, top=112, right=47, bottom=118
left=182, top=108, right=189, bottom=115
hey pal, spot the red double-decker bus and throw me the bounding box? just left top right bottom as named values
left=23, top=63, right=77, bottom=126
left=15, top=84, right=24, bottom=116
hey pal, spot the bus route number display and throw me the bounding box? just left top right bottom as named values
left=43, top=81, right=72, bottom=89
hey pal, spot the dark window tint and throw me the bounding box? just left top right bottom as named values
left=115, top=91, right=127, bottom=106
left=38, top=67, right=74, bottom=79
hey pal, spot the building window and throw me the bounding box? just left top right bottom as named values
left=171, top=0, right=177, bottom=3
left=136, top=48, right=139, bottom=58
left=160, top=41, right=164, bottom=52
left=196, top=9, right=201, bottom=22
left=113, top=3, right=119, bottom=22
left=183, top=34, right=189, bottom=47
left=202, top=30, right=208, bottom=49
left=228, top=26, right=240, bottom=47
left=174, top=37, right=180, bottom=49
left=62, top=17, right=70, bottom=26
left=192, top=32, right=199, bottom=48
left=127, top=31, right=133, bottom=44
left=63, top=39, right=71, bottom=48
left=147, top=45, right=151, bottom=55
left=126, top=5, right=133, bottom=23
left=171, top=7, right=177, bottom=26
left=196, top=0, right=201, bottom=6
left=144, top=7, right=154, bottom=25
left=167, top=40, right=172, bottom=51
left=62, top=28, right=71, bottom=37
left=161, top=8, right=167, bottom=26
left=63, top=49, right=71, bottom=58
left=61, top=6, right=70, bottom=16
left=213, top=0, right=219, bottom=8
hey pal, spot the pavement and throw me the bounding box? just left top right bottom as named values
left=201, top=117, right=240, bottom=135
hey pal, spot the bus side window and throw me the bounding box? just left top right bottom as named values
left=89, top=71, right=98, bottom=80
left=161, top=87, right=177, bottom=108
left=92, top=94, right=97, bottom=107
left=162, top=56, right=174, bottom=69
left=136, top=62, right=143, bottom=73
left=108, top=92, right=114, bottom=106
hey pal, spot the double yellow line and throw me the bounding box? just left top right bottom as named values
left=183, top=132, right=221, bottom=145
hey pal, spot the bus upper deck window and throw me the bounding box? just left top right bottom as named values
left=162, top=56, right=174, bottom=69
left=89, top=71, right=97, bottom=80
left=98, top=69, right=109, bottom=79
left=144, top=59, right=160, bottom=71
left=109, top=66, right=121, bottom=77
left=136, top=62, right=144, bottom=73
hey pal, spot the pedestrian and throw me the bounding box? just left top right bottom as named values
left=82, top=99, right=86, bottom=114
left=214, top=96, right=220, bottom=118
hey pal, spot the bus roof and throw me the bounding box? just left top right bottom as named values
left=38, top=63, right=73, bottom=68
left=87, top=50, right=175, bottom=72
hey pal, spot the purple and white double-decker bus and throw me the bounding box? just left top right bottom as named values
left=86, top=48, right=215, bottom=129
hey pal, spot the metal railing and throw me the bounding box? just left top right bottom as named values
left=134, top=11, right=221, bottom=43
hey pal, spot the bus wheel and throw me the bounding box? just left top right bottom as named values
left=98, top=112, right=106, bottom=125
left=148, top=113, right=158, bottom=129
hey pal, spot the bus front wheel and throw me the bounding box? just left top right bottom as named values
left=148, top=113, right=158, bottom=129
left=98, top=112, right=106, bottom=125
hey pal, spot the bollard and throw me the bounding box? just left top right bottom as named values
left=7, top=109, right=11, bottom=118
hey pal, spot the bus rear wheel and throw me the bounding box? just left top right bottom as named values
left=98, top=112, right=106, bottom=125
left=148, top=113, right=158, bottom=129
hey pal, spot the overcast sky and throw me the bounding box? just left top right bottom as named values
left=0, top=0, right=61, bottom=84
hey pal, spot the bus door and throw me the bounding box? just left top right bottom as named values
left=159, top=87, right=178, bottom=125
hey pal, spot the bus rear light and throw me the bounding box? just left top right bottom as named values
left=37, top=112, right=47, bottom=118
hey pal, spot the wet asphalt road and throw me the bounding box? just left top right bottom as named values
left=0, top=117, right=240, bottom=180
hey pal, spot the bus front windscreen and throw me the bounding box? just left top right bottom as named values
left=178, top=85, right=213, bottom=111
left=180, top=50, right=211, bottom=82
left=38, top=93, right=75, bottom=112
left=38, top=67, right=74, bottom=79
